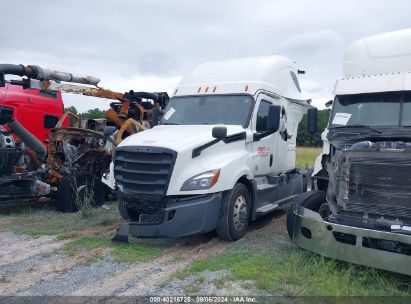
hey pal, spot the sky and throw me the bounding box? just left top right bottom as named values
left=1, top=0, right=410, bottom=112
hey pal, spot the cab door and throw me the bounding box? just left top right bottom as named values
left=250, top=94, right=291, bottom=176
left=250, top=95, right=278, bottom=176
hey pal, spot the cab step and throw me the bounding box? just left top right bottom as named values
left=255, top=203, right=279, bottom=214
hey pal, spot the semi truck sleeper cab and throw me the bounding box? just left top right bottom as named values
left=111, top=55, right=316, bottom=242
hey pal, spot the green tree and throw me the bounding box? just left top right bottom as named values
left=64, top=105, right=78, bottom=114
left=79, top=108, right=106, bottom=120
left=297, top=109, right=331, bottom=147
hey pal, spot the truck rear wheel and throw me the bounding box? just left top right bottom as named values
left=217, top=183, right=251, bottom=242
left=286, top=190, right=326, bottom=239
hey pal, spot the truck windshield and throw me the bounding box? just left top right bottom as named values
left=330, top=91, right=411, bottom=128
left=160, top=95, right=253, bottom=126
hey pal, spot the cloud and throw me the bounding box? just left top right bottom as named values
left=1, top=0, right=410, bottom=112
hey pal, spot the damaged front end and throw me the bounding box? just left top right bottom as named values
left=293, top=141, right=411, bottom=275
left=0, top=123, right=51, bottom=204
left=46, top=127, right=112, bottom=187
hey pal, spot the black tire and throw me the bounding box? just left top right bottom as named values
left=286, top=190, right=326, bottom=239
left=217, top=183, right=251, bottom=242
left=55, top=172, right=105, bottom=213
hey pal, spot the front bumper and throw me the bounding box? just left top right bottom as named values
left=292, top=207, right=411, bottom=276
left=128, top=193, right=222, bottom=237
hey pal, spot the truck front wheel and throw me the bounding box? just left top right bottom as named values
left=286, top=190, right=326, bottom=239
left=217, top=183, right=251, bottom=242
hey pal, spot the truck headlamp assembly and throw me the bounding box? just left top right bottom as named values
left=181, top=170, right=220, bottom=191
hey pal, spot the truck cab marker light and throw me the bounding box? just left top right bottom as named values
left=197, top=87, right=202, bottom=93
left=213, top=86, right=217, bottom=92
left=205, top=86, right=209, bottom=93
left=209, top=170, right=220, bottom=188
left=244, top=84, right=249, bottom=92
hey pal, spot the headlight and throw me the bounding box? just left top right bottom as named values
left=181, top=170, right=220, bottom=191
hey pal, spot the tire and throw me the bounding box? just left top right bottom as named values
left=286, top=190, right=326, bottom=239
left=56, top=172, right=105, bottom=213
left=217, top=183, right=251, bottom=242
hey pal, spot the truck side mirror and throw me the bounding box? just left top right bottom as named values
left=151, top=108, right=159, bottom=127
left=267, top=105, right=281, bottom=133
left=307, top=107, right=318, bottom=134
left=212, top=126, right=227, bottom=140
left=325, top=100, right=333, bottom=108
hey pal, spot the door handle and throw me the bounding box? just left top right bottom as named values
left=269, top=154, right=273, bottom=167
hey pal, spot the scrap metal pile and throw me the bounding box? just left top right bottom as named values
left=0, top=63, right=169, bottom=211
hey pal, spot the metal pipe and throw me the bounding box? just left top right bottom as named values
left=6, top=119, right=47, bottom=158
left=0, top=64, right=26, bottom=77
left=127, top=91, right=159, bottom=101
left=27, top=65, right=100, bottom=86
left=0, top=63, right=100, bottom=86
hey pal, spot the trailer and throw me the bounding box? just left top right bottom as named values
left=287, top=29, right=411, bottom=275
left=111, top=55, right=316, bottom=242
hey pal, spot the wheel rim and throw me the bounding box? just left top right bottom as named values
left=233, top=195, right=248, bottom=232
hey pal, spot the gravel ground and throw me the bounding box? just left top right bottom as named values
left=155, top=270, right=272, bottom=296
left=23, top=257, right=129, bottom=296
left=0, top=209, right=290, bottom=296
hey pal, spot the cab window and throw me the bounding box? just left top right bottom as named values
left=44, top=115, right=59, bottom=129
left=0, top=106, right=13, bottom=125
left=256, top=100, right=271, bottom=132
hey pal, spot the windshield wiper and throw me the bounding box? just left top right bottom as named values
left=330, top=124, right=382, bottom=134
left=161, top=122, right=180, bottom=125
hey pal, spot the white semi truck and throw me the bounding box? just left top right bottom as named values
left=287, top=29, right=411, bottom=275
left=111, top=55, right=316, bottom=242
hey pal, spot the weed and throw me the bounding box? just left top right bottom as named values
left=73, top=179, right=94, bottom=218
left=22, top=228, right=53, bottom=238
left=159, top=281, right=167, bottom=288
left=214, top=277, right=227, bottom=289
left=0, top=201, right=119, bottom=238
left=63, top=235, right=161, bottom=263
left=56, top=232, right=80, bottom=240
left=183, top=284, right=201, bottom=294
left=240, top=281, right=253, bottom=289
left=196, top=274, right=206, bottom=283
left=181, top=250, right=411, bottom=296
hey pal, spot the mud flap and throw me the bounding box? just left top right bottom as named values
left=111, top=223, right=130, bottom=243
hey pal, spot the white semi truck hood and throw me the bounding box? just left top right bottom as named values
left=119, top=125, right=244, bottom=151
left=117, top=125, right=252, bottom=196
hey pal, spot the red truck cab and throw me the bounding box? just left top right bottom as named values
left=0, top=83, right=67, bottom=145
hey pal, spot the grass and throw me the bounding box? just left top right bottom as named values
left=296, top=147, right=322, bottom=168
left=183, top=284, right=201, bottom=293
left=63, top=235, right=161, bottom=263
left=177, top=250, right=411, bottom=296
left=0, top=200, right=173, bottom=263
left=0, top=201, right=119, bottom=238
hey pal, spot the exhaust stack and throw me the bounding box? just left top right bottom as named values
left=0, top=64, right=100, bottom=86
left=7, top=119, right=47, bottom=159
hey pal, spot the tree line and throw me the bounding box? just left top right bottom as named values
left=64, top=106, right=106, bottom=120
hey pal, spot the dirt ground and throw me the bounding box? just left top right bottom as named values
left=0, top=203, right=289, bottom=296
